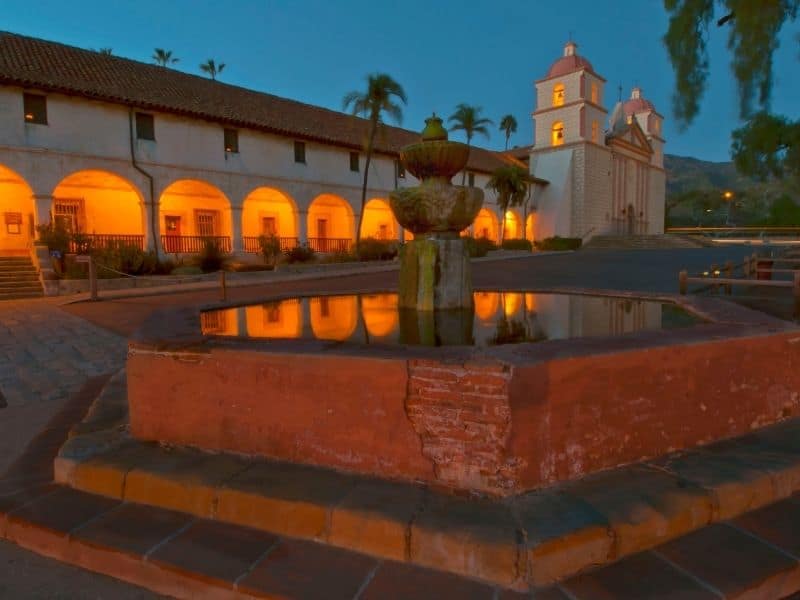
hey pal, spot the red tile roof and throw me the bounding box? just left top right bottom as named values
left=0, top=31, right=534, bottom=177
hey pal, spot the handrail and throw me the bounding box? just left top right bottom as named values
left=242, top=236, right=299, bottom=253
left=160, top=235, right=232, bottom=254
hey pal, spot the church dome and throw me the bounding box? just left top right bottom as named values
left=623, top=87, right=655, bottom=114
left=546, top=41, right=594, bottom=78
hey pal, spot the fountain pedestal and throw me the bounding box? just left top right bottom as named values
left=398, top=237, right=472, bottom=310
left=390, top=115, right=483, bottom=323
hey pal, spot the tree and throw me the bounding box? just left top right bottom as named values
left=663, top=1, right=799, bottom=179
left=499, top=115, right=518, bottom=150
left=485, top=165, right=529, bottom=243
left=199, top=59, right=225, bottom=80
left=448, top=104, right=493, bottom=184
left=152, top=48, right=178, bottom=67
left=92, top=48, right=113, bottom=56
left=342, top=73, right=407, bottom=243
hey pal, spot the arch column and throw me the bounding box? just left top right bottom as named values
left=297, top=209, right=308, bottom=245
left=352, top=213, right=361, bottom=241
left=398, top=225, right=405, bottom=244
left=33, top=195, right=52, bottom=232
left=145, top=199, right=160, bottom=253
left=231, top=206, right=243, bottom=252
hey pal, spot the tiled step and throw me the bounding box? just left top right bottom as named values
left=0, top=280, right=43, bottom=289
left=54, top=368, right=800, bottom=590
left=0, top=290, right=44, bottom=300
left=0, top=256, right=43, bottom=300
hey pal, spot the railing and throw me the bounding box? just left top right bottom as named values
left=667, top=226, right=800, bottom=238
left=161, top=235, right=232, bottom=254
left=242, top=236, right=299, bottom=253
left=68, top=234, right=145, bottom=253
left=307, top=237, right=353, bottom=253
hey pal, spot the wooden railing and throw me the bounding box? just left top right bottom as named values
left=667, top=226, right=800, bottom=237
left=68, top=234, right=145, bottom=253
left=242, top=236, right=299, bottom=253
left=161, top=235, right=232, bottom=254
left=307, top=237, right=353, bottom=253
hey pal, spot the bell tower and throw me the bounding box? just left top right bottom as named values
left=533, top=41, right=607, bottom=149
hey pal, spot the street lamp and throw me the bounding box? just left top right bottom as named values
left=722, top=190, right=735, bottom=225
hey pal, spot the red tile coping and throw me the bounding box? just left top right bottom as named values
left=126, top=289, right=800, bottom=496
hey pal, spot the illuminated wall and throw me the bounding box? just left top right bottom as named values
left=242, top=187, right=297, bottom=239
left=504, top=210, right=522, bottom=240
left=473, top=208, right=499, bottom=242
left=310, top=295, right=358, bottom=340
left=360, top=198, right=397, bottom=240
left=51, top=170, right=145, bottom=236
left=361, top=294, right=398, bottom=339
left=525, top=214, right=536, bottom=242
left=307, top=194, right=354, bottom=240
left=159, top=179, right=232, bottom=237
left=245, top=300, right=302, bottom=338
left=0, top=164, right=34, bottom=252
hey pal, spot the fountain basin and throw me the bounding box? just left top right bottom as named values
left=127, top=290, right=800, bottom=496
left=390, top=181, right=483, bottom=236
left=400, top=139, right=470, bottom=181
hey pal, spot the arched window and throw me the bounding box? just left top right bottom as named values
left=552, top=83, right=565, bottom=107
left=591, top=120, right=599, bottom=143
left=591, top=83, right=599, bottom=104
left=551, top=121, right=564, bottom=146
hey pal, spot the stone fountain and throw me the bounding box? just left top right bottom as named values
left=389, top=115, right=484, bottom=344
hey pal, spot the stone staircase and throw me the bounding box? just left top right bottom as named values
left=0, top=255, right=44, bottom=300
left=582, top=234, right=709, bottom=250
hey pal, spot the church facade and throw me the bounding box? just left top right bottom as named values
left=526, top=42, right=666, bottom=241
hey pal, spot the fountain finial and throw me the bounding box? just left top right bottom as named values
left=421, top=113, right=448, bottom=142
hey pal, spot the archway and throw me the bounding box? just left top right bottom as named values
left=51, top=169, right=145, bottom=250
left=361, top=294, right=398, bottom=339
left=473, top=208, right=499, bottom=242
left=310, top=295, right=358, bottom=340
left=0, top=164, right=35, bottom=255
left=503, top=210, right=522, bottom=240
left=526, top=214, right=536, bottom=242
left=307, top=194, right=355, bottom=252
left=246, top=300, right=302, bottom=339
left=360, top=198, right=397, bottom=240
left=473, top=292, right=500, bottom=321
left=159, top=180, right=232, bottom=253
left=242, top=187, right=298, bottom=252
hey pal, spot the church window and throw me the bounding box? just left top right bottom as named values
left=23, top=93, right=47, bottom=125
left=552, top=84, right=565, bottom=107
left=591, top=121, right=599, bottom=143
left=591, top=83, right=599, bottom=104
left=551, top=121, right=564, bottom=146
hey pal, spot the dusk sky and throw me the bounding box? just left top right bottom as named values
left=4, top=0, right=798, bottom=162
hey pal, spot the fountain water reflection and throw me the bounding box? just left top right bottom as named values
left=201, top=292, right=702, bottom=347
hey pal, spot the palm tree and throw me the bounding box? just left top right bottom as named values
left=342, top=73, right=407, bottom=243
left=499, top=114, right=518, bottom=150
left=200, top=59, right=225, bottom=80
left=448, top=104, right=493, bottom=184
left=152, top=48, right=178, bottom=67
left=486, top=165, right=529, bottom=243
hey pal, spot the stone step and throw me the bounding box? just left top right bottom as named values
left=583, top=235, right=706, bottom=250
left=0, top=273, right=39, bottom=281
left=0, top=279, right=42, bottom=289
left=0, top=290, right=44, bottom=300
left=55, top=374, right=800, bottom=591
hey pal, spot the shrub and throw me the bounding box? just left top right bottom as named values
left=321, top=250, right=358, bottom=264
left=284, top=244, right=315, bottom=264
left=464, top=236, right=498, bottom=258
left=534, top=236, right=582, bottom=251
left=356, top=238, right=398, bottom=261
left=500, top=239, right=533, bottom=251
left=196, top=238, right=229, bottom=273
left=36, top=223, right=71, bottom=257
left=258, top=234, right=282, bottom=267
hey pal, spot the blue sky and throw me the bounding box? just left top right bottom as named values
left=4, top=0, right=798, bottom=162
